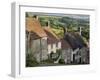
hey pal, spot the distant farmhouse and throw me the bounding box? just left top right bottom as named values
left=26, top=15, right=89, bottom=64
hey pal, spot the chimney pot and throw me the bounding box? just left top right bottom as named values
left=63, top=26, right=67, bottom=36
left=46, top=21, right=50, bottom=28
left=33, top=15, right=38, bottom=20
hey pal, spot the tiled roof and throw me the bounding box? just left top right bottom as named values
left=43, top=27, right=60, bottom=44
left=26, top=17, right=47, bottom=38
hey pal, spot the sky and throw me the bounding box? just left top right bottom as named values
left=26, top=12, right=89, bottom=21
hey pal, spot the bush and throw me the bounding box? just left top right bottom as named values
left=50, top=51, right=54, bottom=59
left=56, top=49, right=61, bottom=55
left=50, top=51, right=59, bottom=61
left=26, top=53, right=39, bottom=67
left=59, top=59, right=65, bottom=64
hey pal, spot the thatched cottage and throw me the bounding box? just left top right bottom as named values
left=43, top=22, right=61, bottom=59
left=61, top=27, right=89, bottom=64
left=26, top=16, right=48, bottom=62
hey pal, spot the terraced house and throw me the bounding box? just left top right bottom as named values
left=26, top=15, right=89, bottom=65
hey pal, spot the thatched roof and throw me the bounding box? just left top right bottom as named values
left=61, top=38, right=72, bottom=49
left=64, top=32, right=87, bottom=50
left=43, top=27, right=60, bottom=44
left=26, top=17, right=47, bottom=38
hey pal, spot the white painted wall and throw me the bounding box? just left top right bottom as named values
left=41, top=37, right=47, bottom=40
left=47, top=42, right=61, bottom=54
left=48, top=44, right=51, bottom=54
left=48, top=43, right=56, bottom=54
left=57, top=42, right=61, bottom=49
left=61, top=49, right=72, bottom=63
left=52, top=43, right=56, bottom=53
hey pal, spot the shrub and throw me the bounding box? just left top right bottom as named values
left=56, top=49, right=62, bottom=56
left=59, top=59, right=65, bottom=64
left=50, top=51, right=59, bottom=61
left=26, top=53, right=39, bottom=67
left=50, top=51, right=54, bottom=59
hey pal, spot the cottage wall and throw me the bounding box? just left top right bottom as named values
left=30, top=38, right=48, bottom=62
left=48, top=44, right=51, bottom=54
left=31, top=39, right=41, bottom=62
left=71, top=48, right=80, bottom=63
left=61, top=49, right=72, bottom=64
left=47, top=43, right=57, bottom=54
left=41, top=37, right=48, bottom=61
left=48, top=42, right=61, bottom=55
left=71, top=47, right=89, bottom=64
left=52, top=43, right=56, bottom=53
left=79, top=47, right=89, bottom=64
left=57, top=42, right=61, bottom=49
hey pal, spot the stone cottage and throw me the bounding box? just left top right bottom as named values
left=26, top=16, right=48, bottom=62
left=61, top=27, right=89, bottom=64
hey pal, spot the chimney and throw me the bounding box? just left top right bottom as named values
left=78, top=26, right=82, bottom=36
left=63, top=26, right=67, bottom=36
left=66, top=27, right=67, bottom=33
left=33, top=15, right=38, bottom=20
left=79, top=26, right=82, bottom=36
left=46, top=21, right=50, bottom=28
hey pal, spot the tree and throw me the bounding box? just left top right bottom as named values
left=26, top=12, right=29, bottom=17
left=26, top=53, right=39, bottom=67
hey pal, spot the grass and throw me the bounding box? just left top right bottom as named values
left=51, top=27, right=64, bottom=38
